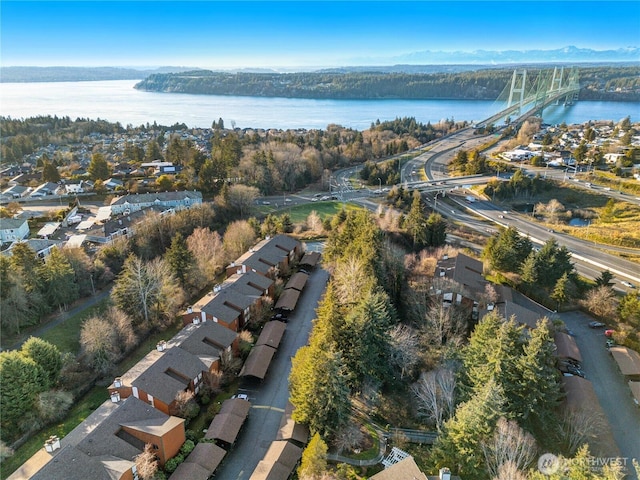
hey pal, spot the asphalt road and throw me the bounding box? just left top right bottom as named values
left=214, top=268, right=329, bottom=480
left=560, top=311, right=640, bottom=479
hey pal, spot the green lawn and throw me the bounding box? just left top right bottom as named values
left=283, top=201, right=363, bottom=223
left=0, top=387, right=109, bottom=480
left=39, top=299, right=110, bottom=354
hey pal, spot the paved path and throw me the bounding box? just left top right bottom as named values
left=560, top=311, right=640, bottom=479
left=214, top=268, right=330, bottom=480
left=7, top=287, right=112, bottom=351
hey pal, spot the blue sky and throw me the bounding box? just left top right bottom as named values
left=1, top=1, right=639, bottom=68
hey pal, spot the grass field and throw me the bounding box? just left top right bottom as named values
left=279, top=201, right=364, bottom=224
left=38, top=299, right=110, bottom=354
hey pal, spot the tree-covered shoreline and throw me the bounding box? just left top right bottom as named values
left=134, top=67, right=640, bottom=102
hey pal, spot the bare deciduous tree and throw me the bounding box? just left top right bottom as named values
left=332, top=424, right=365, bottom=454
left=411, top=365, right=457, bottom=431
left=582, top=286, right=618, bottom=319
left=226, top=184, right=260, bottom=218
left=134, top=444, right=158, bottom=480
left=493, top=461, right=528, bottom=480
left=332, top=256, right=374, bottom=305
left=424, top=301, right=468, bottom=346
left=187, top=227, right=225, bottom=282
left=388, top=323, right=421, bottom=379
left=223, top=220, right=257, bottom=262
left=560, top=407, right=606, bottom=455
left=482, top=417, right=537, bottom=479
left=306, top=210, right=323, bottom=234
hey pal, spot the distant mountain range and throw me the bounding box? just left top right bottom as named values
left=354, top=46, right=640, bottom=65
left=1, top=46, right=638, bottom=82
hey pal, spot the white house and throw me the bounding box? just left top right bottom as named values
left=0, top=218, right=29, bottom=243
left=604, top=153, right=625, bottom=165
left=110, top=190, right=203, bottom=215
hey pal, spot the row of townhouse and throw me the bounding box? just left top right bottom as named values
left=13, top=234, right=305, bottom=479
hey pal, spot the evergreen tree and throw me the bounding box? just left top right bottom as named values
left=551, top=272, right=571, bottom=310
left=298, top=433, right=328, bottom=479
left=484, top=226, right=532, bottom=273
left=21, top=337, right=62, bottom=388
left=88, top=152, right=111, bottom=181
left=425, top=212, right=447, bottom=247
left=514, top=319, right=562, bottom=431
left=0, top=351, right=47, bottom=437
left=431, top=379, right=506, bottom=479
left=289, top=344, right=351, bottom=439
left=594, top=269, right=614, bottom=287
left=37, top=247, right=79, bottom=311
left=144, top=140, right=163, bottom=162
left=41, top=161, right=60, bottom=183
left=405, top=190, right=428, bottom=248
left=165, top=232, right=194, bottom=283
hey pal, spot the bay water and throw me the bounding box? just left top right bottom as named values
left=1, top=80, right=637, bottom=131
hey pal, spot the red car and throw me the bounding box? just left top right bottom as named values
left=605, top=329, right=615, bottom=337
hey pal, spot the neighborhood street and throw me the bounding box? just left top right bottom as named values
left=214, top=268, right=329, bottom=479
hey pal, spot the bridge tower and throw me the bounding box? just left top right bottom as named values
left=507, top=69, right=527, bottom=114
left=550, top=66, right=564, bottom=91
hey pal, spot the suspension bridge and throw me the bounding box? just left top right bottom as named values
left=480, top=66, right=581, bottom=128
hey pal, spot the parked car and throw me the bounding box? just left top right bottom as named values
left=589, top=321, right=606, bottom=328
left=605, top=329, right=615, bottom=337
left=232, top=393, right=249, bottom=400
left=606, top=339, right=616, bottom=349
left=271, top=313, right=288, bottom=322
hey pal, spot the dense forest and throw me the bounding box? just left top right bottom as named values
left=135, top=66, right=640, bottom=101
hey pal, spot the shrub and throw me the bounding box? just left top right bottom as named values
left=164, top=456, right=182, bottom=474
left=185, top=429, right=197, bottom=442
left=37, top=390, right=74, bottom=422
left=179, top=439, right=195, bottom=456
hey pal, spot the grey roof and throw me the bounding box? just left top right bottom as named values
left=239, top=344, right=277, bottom=379
left=5, top=239, right=61, bottom=255
left=31, top=446, right=134, bottom=480
left=171, top=322, right=238, bottom=359
left=256, top=321, right=286, bottom=349
left=285, top=272, right=308, bottom=291
left=110, top=190, right=202, bottom=206
left=269, top=234, right=301, bottom=254
left=300, top=251, right=321, bottom=267
left=193, top=291, right=241, bottom=323
left=76, top=396, right=180, bottom=460
left=0, top=218, right=28, bottom=230
left=224, top=270, right=273, bottom=296
left=370, top=456, right=428, bottom=480
left=440, top=253, right=486, bottom=295
left=130, top=347, right=207, bottom=404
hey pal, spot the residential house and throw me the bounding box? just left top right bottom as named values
left=29, top=182, right=59, bottom=197
left=14, top=396, right=185, bottom=480
left=184, top=270, right=274, bottom=331
left=3, top=239, right=62, bottom=260
left=0, top=218, right=29, bottom=243
left=109, top=322, right=237, bottom=415
left=1, top=184, right=31, bottom=199
left=110, top=190, right=202, bottom=215
left=109, top=346, right=211, bottom=415
left=225, top=234, right=302, bottom=279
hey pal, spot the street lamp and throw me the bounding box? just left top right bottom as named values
left=434, top=190, right=445, bottom=210
left=378, top=177, right=382, bottom=192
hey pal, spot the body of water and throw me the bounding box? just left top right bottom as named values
left=1, top=80, right=637, bottom=131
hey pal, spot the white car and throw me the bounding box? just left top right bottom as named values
left=232, top=393, right=249, bottom=400
left=621, top=281, right=635, bottom=288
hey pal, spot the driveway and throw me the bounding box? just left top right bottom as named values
left=214, top=268, right=329, bottom=479
left=560, top=311, right=640, bottom=478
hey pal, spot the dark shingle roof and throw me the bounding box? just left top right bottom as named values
left=256, top=321, right=286, bottom=349
left=239, top=345, right=276, bottom=379
left=285, top=272, right=308, bottom=291
left=130, top=347, right=207, bottom=404
left=171, top=322, right=237, bottom=358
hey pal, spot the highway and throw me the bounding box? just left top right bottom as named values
left=318, top=127, right=640, bottom=290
